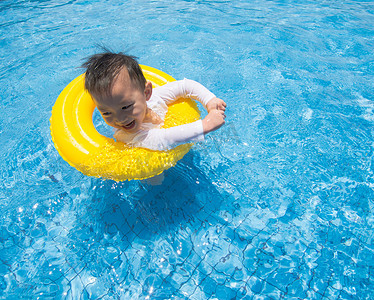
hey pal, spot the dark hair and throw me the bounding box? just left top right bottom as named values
left=82, top=51, right=146, bottom=98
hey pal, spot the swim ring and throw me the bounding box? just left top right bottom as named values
left=50, top=65, right=200, bottom=181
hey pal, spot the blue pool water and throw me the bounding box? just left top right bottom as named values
left=1, top=0, right=374, bottom=298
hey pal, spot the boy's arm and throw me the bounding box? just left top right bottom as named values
left=145, top=108, right=225, bottom=150
left=115, top=109, right=226, bottom=151
left=157, top=79, right=220, bottom=107
left=145, top=120, right=205, bottom=150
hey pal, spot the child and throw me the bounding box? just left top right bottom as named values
left=82, top=51, right=226, bottom=151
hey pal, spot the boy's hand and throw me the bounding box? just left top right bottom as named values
left=202, top=109, right=226, bottom=134
left=206, top=97, right=227, bottom=112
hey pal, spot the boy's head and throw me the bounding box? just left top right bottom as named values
left=83, top=52, right=146, bottom=98
left=82, top=52, right=152, bottom=132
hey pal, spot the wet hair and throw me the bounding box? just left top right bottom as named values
left=82, top=51, right=146, bottom=98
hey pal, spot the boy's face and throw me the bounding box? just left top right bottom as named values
left=93, top=68, right=152, bottom=133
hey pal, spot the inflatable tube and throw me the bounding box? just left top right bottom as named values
left=50, top=65, right=200, bottom=181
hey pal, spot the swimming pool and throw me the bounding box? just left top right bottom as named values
left=1, top=0, right=373, bottom=298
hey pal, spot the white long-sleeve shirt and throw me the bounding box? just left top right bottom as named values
left=114, top=78, right=216, bottom=150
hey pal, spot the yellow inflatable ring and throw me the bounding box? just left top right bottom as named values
left=50, top=65, right=200, bottom=181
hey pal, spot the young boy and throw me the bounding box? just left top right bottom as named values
left=83, top=51, right=226, bottom=151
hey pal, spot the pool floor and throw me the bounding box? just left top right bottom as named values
left=0, top=0, right=373, bottom=298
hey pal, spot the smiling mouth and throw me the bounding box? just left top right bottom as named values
left=122, top=120, right=136, bottom=130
